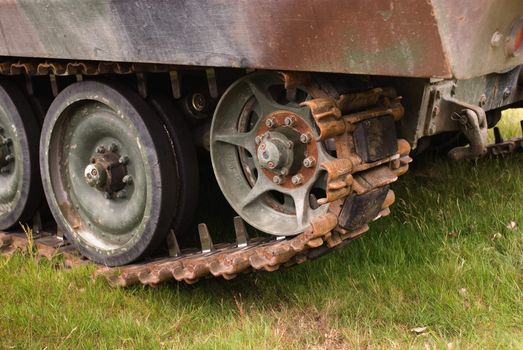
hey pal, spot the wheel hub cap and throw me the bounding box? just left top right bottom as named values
left=84, top=163, right=107, bottom=188
left=257, top=131, right=295, bottom=173
left=84, top=145, right=128, bottom=196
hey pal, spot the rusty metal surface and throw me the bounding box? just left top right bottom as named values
left=0, top=231, right=86, bottom=268
left=0, top=0, right=450, bottom=78
left=486, top=121, right=523, bottom=156
left=0, top=60, right=178, bottom=76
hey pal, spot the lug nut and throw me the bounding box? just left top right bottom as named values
left=503, top=88, right=511, bottom=99
left=119, top=155, right=129, bottom=165
left=123, top=175, right=133, bottom=184
left=291, top=174, right=304, bottom=185
left=300, top=133, right=312, bottom=144
left=280, top=167, right=289, bottom=176
left=96, top=145, right=106, bottom=154
left=265, top=118, right=277, bottom=128
left=272, top=175, right=283, bottom=184
left=4, top=154, right=14, bottom=162
left=255, top=136, right=263, bottom=144
left=267, top=161, right=275, bottom=169
left=108, top=143, right=118, bottom=152
left=284, top=116, right=296, bottom=126
left=115, top=190, right=127, bottom=199
left=303, top=156, right=316, bottom=168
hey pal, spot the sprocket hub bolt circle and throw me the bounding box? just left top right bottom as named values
left=84, top=163, right=107, bottom=188
left=119, top=155, right=129, bottom=165
left=272, top=175, right=283, bottom=184
left=109, top=143, right=118, bottom=152
left=123, top=175, right=134, bottom=184
left=300, top=133, right=312, bottom=144
left=291, top=174, right=304, bottom=185
left=96, top=145, right=106, bottom=154
left=303, top=156, right=316, bottom=168
left=284, top=116, right=296, bottom=126
left=265, top=118, right=276, bottom=128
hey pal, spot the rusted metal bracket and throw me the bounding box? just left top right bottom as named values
left=445, top=97, right=488, bottom=160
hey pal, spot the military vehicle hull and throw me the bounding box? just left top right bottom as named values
left=0, top=0, right=522, bottom=79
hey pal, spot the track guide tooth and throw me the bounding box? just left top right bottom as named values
left=166, top=229, right=181, bottom=257
left=197, top=223, right=214, bottom=253
left=233, top=216, right=249, bottom=248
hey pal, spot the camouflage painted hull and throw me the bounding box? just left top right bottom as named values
left=0, top=0, right=522, bottom=79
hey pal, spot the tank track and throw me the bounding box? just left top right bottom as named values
left=0, top=62, right=413, bottom=286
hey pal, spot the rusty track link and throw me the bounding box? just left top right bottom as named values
left=0, top=232, right=86, bottom=268
left=0, top=70, right=413, bottom=286
left=0, top=59, right=180, bottom=76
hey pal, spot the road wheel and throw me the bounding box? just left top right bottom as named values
left=40, top=81, right=177, bottom=266
left=0, top=80, right=42, bottom=230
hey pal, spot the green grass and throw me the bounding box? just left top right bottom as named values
left=1, top=114, right=523, bottom=349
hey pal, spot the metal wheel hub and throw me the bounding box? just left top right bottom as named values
left=0, top=127, right=14, bottom=172
left=255, top=111, right=317, bottom=187
left=83, top=144, right=131, bottom=197
left=256, top=130, right=295, bottom=173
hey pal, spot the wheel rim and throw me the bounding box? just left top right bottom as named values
left=0, top=105, right=22, bottom=221
left=41, top=81, right=176, bottom=264
left=0, top=81, right=41, bottom=229
left=210, top=72, right=332, bottom=236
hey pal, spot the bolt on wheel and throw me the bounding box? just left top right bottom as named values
left=210, top=72, right=333, bottom=236
left=40, top=81, right=178, bottom=266
left=0, top=80, right=42, bottom=230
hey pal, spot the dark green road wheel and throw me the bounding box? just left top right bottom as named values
left=40, top=81, right=177, bottom=266
left=0, top=80, right=42, bottom=230
left=210, top=72, right=332, bottom=236
left=148, top=96, right=199, bottom=236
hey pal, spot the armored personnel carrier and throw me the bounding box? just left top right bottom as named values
left=0, top=1, right=522, bottom=285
